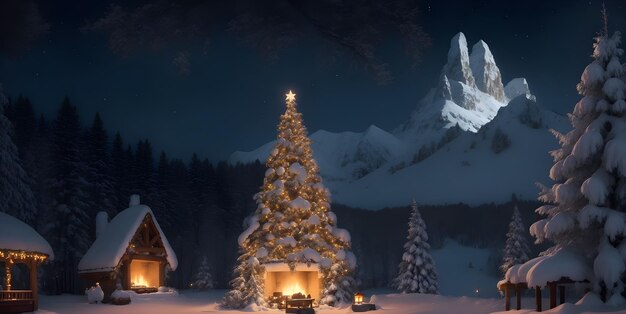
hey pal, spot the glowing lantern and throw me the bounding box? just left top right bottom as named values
left=353, top=292, right=364, bottom=305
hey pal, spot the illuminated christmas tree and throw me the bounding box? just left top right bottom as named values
left=223, top=90, right=356, bottom=308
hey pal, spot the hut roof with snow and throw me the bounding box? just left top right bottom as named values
left=78, top=196, right=177, bottom=274
left=0, top=211, right=53, bottom=260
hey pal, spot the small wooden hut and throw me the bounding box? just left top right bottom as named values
left=78, top=195, right=177, bottom=301
left=0, top=212, right=54, bottom=313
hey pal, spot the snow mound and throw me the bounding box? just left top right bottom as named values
left=85, top=284, right=104, bottom=303
left=0, top=211, right=54, bottom=259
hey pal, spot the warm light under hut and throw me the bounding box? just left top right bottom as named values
left=0, top=211, right=54, bottom=313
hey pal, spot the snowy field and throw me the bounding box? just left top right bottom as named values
left=35, top=290, right=503, bottom=314
left=431, top=239, right=500, bottom=298
left=32, top=241, right=626, bottom=313
left=35, top=290, right=626, bottom=314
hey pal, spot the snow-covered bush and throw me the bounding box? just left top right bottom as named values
left=192, top=255, right=214, bottom=290
left=111, top=289, right=131, bottom=305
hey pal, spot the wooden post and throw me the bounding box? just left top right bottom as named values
left=504, top=283, right=511, bottom=311
left=30, top=259, right=39, bottom=310
left=535, top=286, right=542, bottom=312
left=124, top=260, right=131, bottom=289
left=515, top=284, right=522, bottom=310
left=5, top=259, right=13, bottom=290
left=143, top=219, right=150, bottom=246
left=559, top=285, right=565, bottom=305
left=549, top=282, right=557, bottom=309
left=159, top=261, right=165, bottom=287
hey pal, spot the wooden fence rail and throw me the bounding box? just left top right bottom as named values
left=0, top=290, right=33, bottom=301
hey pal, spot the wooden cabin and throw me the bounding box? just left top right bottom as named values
left=0, top=212, right=53, bottom=313
left=78, top=195, right=177, bottom=301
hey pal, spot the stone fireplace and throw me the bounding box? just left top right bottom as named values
left=263, top=262, right=321, bottom=302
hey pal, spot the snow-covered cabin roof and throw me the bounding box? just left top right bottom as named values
left=0, top=211, right=54, bottom=259
left=77, top=204, right=177, bottom=273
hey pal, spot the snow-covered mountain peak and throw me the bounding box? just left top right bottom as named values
left=442, top=32, right=476, bottom=87
left=504, top=78, right=532, bottom=99
left=470, top=40, right=506, bottom=101
left=400, top=34, right=510, bottom=136
left=230, top=32, right=569, bottom=209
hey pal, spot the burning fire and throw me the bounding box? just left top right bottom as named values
left=131, top=272, right=150, bottom=288
left=130, top=260, right=159, bottom=288
left=282, top=281, right=305, bottom=296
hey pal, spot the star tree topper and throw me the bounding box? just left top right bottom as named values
left=285, top=90, right=296, bottom=102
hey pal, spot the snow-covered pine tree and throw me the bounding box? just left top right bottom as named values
left=0, top=89, right=36, bottom=223
left=132, top=139, right=158, bottom=205
left=111, top=132, right=132, bottom=211
left=85, top=113, right=116, bottom=217
left=392, top=200, right=438, bottom=294
left=223, top=248, right=266, bottom=308
left=500, top=206, right=530, bottom=273
left=223, top=91, right=356, bottom=308
left=192, top=255, right=214, bottom=290
left=43, top=97, right=92, bottom=293
left=530, top=29, right=626, bottom=302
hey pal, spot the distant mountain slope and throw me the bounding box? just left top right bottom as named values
left=230, top=32, right=569, bottom=209
left=330, top=94, right=569, bottom=209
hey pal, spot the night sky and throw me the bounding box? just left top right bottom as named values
left=1, top=0, right=625, bottom=161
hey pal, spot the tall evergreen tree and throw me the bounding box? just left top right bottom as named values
left=501, top=206, right=529, bottom=273
left=188, top=153, right=212, bottom=247
left=392, top=200, right=438, bottom=294
left=0, top=90, right=36, bottom=223
left=530, top=29, right=626, bottom=301
left=122, top=144, right=135, bottom=206
left=224, top=91, right=356, bottom=308
left=110, top=132, right=130, bottom=211
left=132, top=139, right=157, bottom=205
left=31, top=115, right=53, bottom=230
left=44, top=97, right=91, bottom=293
left=84, top=113, right=116, bottom=217
left=9, top=95, right=37, bottom=154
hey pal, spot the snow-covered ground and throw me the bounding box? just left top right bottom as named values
left=35, top=290, right=626, bottom=314
left=33, top=290, right=503, bottom=314
left=432, top=239, right=500, bottom=298
left=31, top=240, right=622, bottom=313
